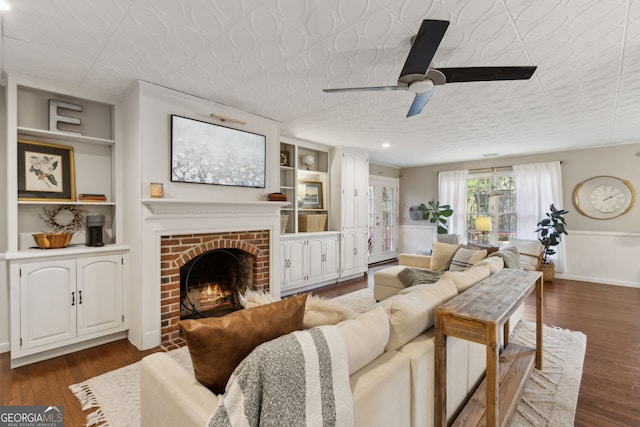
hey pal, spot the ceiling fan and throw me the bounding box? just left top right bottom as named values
left=323, top=19, right=537, bottom=118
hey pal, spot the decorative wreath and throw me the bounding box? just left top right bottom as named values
left=40, top=205, right=85, bottom=233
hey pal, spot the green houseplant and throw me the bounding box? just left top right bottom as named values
left=535, top=204, right=568, bottom=279
left=418, top=200, right=453, bottom=234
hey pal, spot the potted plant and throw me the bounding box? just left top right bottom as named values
left=418, top=200, right=453, bottom=234
left=535, top=203, right=568, bottom=280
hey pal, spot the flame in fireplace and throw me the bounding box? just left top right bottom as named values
left=185, top=282, right=235, bottom=313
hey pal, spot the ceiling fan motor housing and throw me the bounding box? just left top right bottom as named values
left=409, top=79, right=434, bottom=94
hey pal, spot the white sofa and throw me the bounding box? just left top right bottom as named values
left=141, top=257, right=523, bottom=427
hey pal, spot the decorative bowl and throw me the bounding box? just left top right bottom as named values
left=32, top=232, right=73, bottom=249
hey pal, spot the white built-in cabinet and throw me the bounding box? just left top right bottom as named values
left=4, top=74, right=128, bottom=367
left=278, top=139, right=369, bottom=293
left=330, top=148, right=369, bottom=279
left=17, top=255, right=124, bottom=354
left=280, top=233, right=340, bottom=294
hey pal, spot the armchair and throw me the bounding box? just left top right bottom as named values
left=508, top=238, right=544, bottom=271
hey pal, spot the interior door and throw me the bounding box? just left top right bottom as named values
left=368, top=176, right=399, bottom=264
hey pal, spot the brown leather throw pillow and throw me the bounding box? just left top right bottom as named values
left=179, top=293, right=307, bottom=394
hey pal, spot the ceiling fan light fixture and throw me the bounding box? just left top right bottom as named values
left=409, top=79, right=433, bottom=94
left=323, top=20, right=537, bottom=118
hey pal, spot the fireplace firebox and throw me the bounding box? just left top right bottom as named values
left=159, top=229, right=270, bottom=347
left=180, top=248, right=253, bottom=319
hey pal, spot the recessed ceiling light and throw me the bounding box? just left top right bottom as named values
left=382, top=143, right=390, bottom=148
left=0, top=1, right=10, bottom=11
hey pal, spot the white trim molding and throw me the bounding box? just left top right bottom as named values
left=141, top=199, right=288, bottom=217
left=399, top=224, right=437, bottom=255
left=558, top=230, right=640, bottom=288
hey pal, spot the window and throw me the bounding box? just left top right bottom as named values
left=466, top=172, right=516, bottom=245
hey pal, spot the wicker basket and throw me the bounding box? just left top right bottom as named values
left=298, top=214, right=327, bottom=232
left=280, top=215, right=289, bottom=234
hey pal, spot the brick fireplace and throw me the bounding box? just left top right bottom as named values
left=134, top=199, right=284, bottom=351
left=159, top=229, right=270, bottom=348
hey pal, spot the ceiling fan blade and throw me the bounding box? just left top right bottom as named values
left=399, top=19, right=449, bottom=83
left=323, top=85, right=406, bottom=93
left=406, top=88, right=437, bottom=118
left=434, top=66, right=537, bottom=83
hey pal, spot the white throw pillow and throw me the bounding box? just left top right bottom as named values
left=382, top=278, right=458, bottom=351
left=241, top=290, right=355, bottom=329
left=304, top=294, right=356, bottom=329
left=442, top=264, right=491, bottom=293
left=337, top=306, right=389, bottom=375
left=430, top=242, right=461, bottom=271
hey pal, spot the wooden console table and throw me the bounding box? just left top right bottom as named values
left=434, top=269, right=543, bottom=427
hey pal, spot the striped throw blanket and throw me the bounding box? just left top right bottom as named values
left=208, top=325, right=353, bottom=427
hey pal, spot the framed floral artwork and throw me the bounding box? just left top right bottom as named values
left=18, top=139, right=76, bottom=201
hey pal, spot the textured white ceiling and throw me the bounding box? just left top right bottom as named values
left=2, top=0, right=639, bottom=167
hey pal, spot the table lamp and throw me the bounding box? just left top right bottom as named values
left=475, top=216, right=492, bottom=245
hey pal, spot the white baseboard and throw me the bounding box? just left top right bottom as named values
left=556, top=273, right=640, bottom=288
left=10, top=332, right=127, bottom=368
left=140, top=330, right=161, bottom=351
left=0, top=341, right=9, bottom=354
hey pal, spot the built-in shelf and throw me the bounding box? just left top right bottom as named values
left=280, top=140, right=330, bottom=234
left=4, top=243, right=130, bottom=260
left=18, top=126, right=115, bottom=146
left=18, top=201, right=116, bottom=206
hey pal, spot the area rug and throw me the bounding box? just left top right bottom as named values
left=70, top=288, right=586, bottom=426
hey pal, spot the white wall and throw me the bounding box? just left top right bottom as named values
left=399, top=225, right=436, bottom=255
left=137, top=82, right=280, bottom=200
left=122, top=82, right=282, bottom=350
left=563, top=231, right=640, bottom=287
left=0, top=84, right=9, bottom=351
left=0, top=256, right=8, bottom=352
left=399, top=143, right=640, bottom=288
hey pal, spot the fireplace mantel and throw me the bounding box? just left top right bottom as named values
left=142, top=199, right=289, bottom=217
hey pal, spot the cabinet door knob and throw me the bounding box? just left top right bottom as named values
left=79, top=290, right=83, bottom=304
left=71, top=292, right=75, bottom=306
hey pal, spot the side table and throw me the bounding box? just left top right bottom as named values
left=434, top=269, right=543, bottom=427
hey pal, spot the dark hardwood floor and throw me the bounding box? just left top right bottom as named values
left=2, top=263, right=639, bottom=426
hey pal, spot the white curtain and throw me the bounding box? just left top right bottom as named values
left=513, top=161, right=565, bottom=272
left=438, top=170, right=468, bottom=238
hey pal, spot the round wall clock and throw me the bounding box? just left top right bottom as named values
left=573, top=176, right=635, bottom=219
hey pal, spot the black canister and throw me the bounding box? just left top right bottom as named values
left=86, top=214, right=105, bottom=247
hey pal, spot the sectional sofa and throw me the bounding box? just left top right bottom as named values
left=140, top=250, right=522, bottom=426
